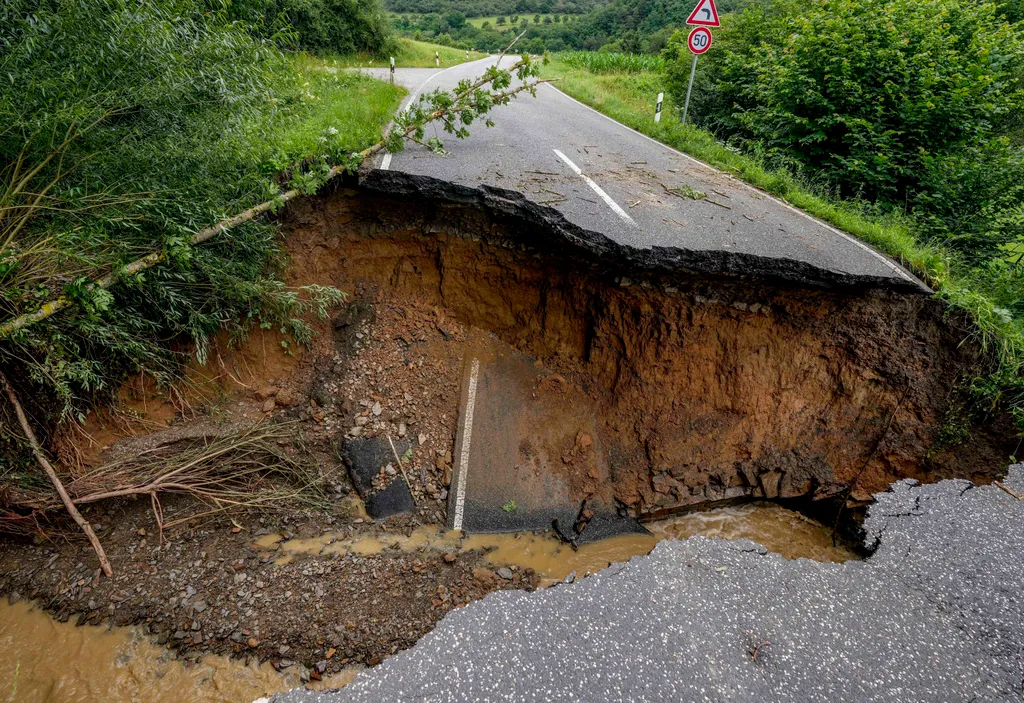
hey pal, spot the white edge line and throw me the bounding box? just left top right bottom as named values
left=379, top=56, right=496, bottom=171
left=451, top=358, right=479, bottom=531
left=553, top=148, right=637, bottom=227
left=543, top=83, right=926, bottom=290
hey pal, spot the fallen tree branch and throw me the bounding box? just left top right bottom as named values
left=0, top=371, right=113, bottom=576
left=0, top=62, right=554, bottom=339
left=995, top=481, right=1023, bottom=501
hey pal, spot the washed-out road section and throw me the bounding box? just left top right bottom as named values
left=271, top=467, right=1024, bottom=702
left=353, top=57, right=926, bottom=292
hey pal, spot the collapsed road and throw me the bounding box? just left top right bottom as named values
left=270, top=467, right=1024, bottom=703
left=354, top=56, right=926, bottom=291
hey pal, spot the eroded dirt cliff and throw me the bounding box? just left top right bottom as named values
left=283, top=176, right=1017, bottom=517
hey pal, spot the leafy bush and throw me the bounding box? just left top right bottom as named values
left=664, top=0, right=1024, bottom=319
left=561, top=50, right=665, bottom=73
left=228, top=0, right=397, bottom=56
left=667, top=0, right=1024, bottom=203
left=0, top=0, right=401, bottom=419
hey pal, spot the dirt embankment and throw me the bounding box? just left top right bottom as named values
left=286, top=178, right=1016, bottom=515
left=0, top=178, right=1017, bottom=681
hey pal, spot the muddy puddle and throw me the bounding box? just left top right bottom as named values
left=0, top=601, right=359, bottom=703
left=259, top=502, right=859, bottom=586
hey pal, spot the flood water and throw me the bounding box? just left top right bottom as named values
left=258, top=501, right=859, bottom=584
left=0, top=502, right=856, bottom=702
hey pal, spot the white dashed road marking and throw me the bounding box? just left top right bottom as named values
left=553, top=148, right=637, bottom=227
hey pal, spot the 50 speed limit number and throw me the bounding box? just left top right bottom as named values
left=687, top=26, right=713, bottom=54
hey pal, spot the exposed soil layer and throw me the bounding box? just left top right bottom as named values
left=0, top=179, right=1017, bottom=691
left=287, top=177, right=1016, bottom=515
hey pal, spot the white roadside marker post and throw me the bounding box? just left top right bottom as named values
left=435, top=50, right=440, bottom=67
left=389, top=56, right=395, bottom=84
left=655, top=92, right=664, bottom=123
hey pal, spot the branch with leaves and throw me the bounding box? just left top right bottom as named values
left=0, top=50, right=550, bottom=339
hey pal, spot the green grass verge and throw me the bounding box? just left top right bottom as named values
left=327, top=38, right=488, bottom=69
left=269, top=54, right=406, bottom=170
left=540, top=57, right=1024, bottom=432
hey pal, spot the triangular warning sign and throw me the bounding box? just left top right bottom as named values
left=686, top=0, right=720, bottom=26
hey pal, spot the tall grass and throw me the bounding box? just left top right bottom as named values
left=0, top=1, right=404, bottom=425
left=539, top=58, right=1024, bottom=431
left=559, top=51, right=665, bottom=74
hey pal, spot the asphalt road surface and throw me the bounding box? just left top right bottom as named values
left=270, top=467, right=1024, bottom=703
left=352, top=57, right=926, bottom=292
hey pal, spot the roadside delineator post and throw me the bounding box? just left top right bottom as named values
left=436, top=50, right=440, bottom=67
left=390, top=56, right=395, bottom=84
left=655, top=92, right=664, bottom=123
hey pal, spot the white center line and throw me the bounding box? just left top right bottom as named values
left=451, top=358, right=480, bottom=532
left=553, top=149, right=637, bottom=227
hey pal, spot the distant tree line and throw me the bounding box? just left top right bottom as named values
left=386, top=0, right=601, bottom=17
left=390, top=0, right=755, bottom=53
left=226, top=0, right=397, bottom=55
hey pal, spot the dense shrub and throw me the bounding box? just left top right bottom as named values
left=0, top=0, right=391, bottom=418
left=228, top=0, right=397, bottom=55
left=664, top=0, right=1024, bottom=264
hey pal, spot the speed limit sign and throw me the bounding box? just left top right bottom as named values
left=687, top=26, right=713, bottom=54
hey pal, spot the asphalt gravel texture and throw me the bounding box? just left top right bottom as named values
left=269, top=466, right=1024, bottom=703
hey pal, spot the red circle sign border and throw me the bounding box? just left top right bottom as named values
left=687, top=26, right=713, bottom=55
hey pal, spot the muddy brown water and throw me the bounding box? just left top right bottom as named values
left=259, top=501, right=858, bottom=583
left=0, top=503, right=855, bottom=702
left=0, top=600, right=361, bottom=703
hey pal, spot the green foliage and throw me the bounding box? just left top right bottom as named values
left=670, top=0, right=1024, bottom=201
left=561, top=50, right=665, bottom=73
left=227, top=0, right=398, bottom=56
left=666, top=0, right=1024, bottom=262
left=0, top=0, right=403, bottom=420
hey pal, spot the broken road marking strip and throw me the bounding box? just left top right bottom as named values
left=553, top=149, right=637, bottom=227
left=452, top=358, right=480, bottom=531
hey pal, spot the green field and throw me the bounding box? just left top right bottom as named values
left=389, top=12, right=575, bottom=28
left=327, top=38, right=488, bottom=68
left=466, top=13, right=570, bottom=27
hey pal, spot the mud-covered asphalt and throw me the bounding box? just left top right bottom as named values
left=352, top=58, right=926, bottom=292
left=270, top=467, right=1024, bottom=703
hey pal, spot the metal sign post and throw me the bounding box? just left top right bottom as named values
left=681, top=56, right=698, bottom=125
left=389, top=56, right=395, bottom=84
left=655, top=92, right=664, bottom=123
left=681, top=3, right=716, bottom=127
